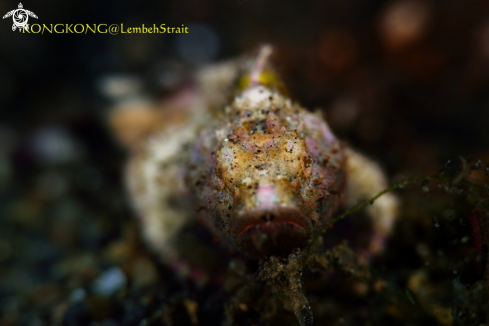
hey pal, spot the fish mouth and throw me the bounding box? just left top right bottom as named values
left=232, top=207, right=311, bottom=257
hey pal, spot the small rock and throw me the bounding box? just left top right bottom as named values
left=93, top=267, right=127, bottom=296
left=70, top=288, right=86, bottom=303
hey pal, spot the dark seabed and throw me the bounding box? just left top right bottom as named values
left=1, top=0, right=489, bottom=325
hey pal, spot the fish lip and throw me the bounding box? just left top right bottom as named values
left=231, top=206, right=312, bottom=256
left=233, top=207, right=311, bottom=237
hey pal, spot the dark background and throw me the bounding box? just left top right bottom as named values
left=1, top=0, right=489, bottom=325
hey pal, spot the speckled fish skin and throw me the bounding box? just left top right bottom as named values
left=187, top=47, right=347, bottom=258
left=117, top=45, right=398, bottom=270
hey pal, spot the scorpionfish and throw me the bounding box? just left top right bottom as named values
left=110, top=45, right=398, bottom=276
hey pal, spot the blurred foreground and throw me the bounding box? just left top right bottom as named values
left=1, top=0, right=489, bottom=325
